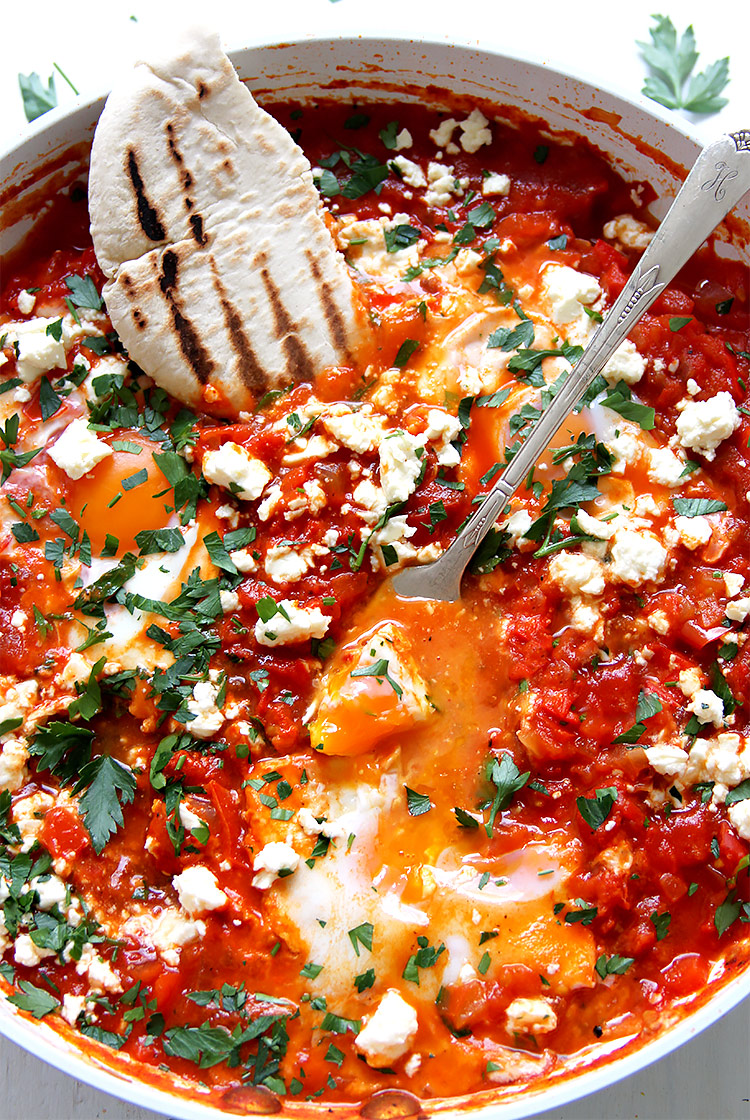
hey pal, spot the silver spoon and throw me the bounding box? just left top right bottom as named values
left=392, top=130, right=750, bottom=603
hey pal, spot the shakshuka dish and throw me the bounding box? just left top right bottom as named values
left=0, top=29, right=749, bottom=1113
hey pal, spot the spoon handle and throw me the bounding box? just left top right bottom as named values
left=393, top=130, right=750, bottom=602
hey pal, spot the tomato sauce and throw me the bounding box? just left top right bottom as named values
left=0, top=95, right=749, bottom=1112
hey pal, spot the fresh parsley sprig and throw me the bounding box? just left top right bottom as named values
left=637, top=15, right=730, bottom=115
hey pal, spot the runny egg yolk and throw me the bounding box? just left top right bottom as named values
left=309, top=622, right=433, bottom=756
left=70, top=432, right=173, bottom=554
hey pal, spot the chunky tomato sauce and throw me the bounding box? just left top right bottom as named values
left=0, top=95, right=749, bottom=1114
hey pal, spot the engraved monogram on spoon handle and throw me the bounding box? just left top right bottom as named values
left=392, top=131, right=750, bottom=603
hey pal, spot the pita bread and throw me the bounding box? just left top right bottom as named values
left=88, top=28, right=367, bottom=416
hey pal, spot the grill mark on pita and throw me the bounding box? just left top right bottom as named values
left=158, top=249, right=215, bottom=384
left=305, top=249, right=352, bottom=360
left=126, top=150, right=166, bottom=242
left=189, top=214, right=207, bottom=247
left=211, top=267, right=267, bottom=391
left=132, top=309, right=148, bottom=332
left=164, top=126, right=206, bottom=245
left=258, top=256, right=313, bottom=381
left=197, top=81, right=209, bottom=100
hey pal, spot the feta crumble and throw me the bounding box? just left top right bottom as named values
left=676, top=392, right=740, bottom=461
left=355, top=990, right=419, bottom=1067
left=202, top=442, right=272, bottom=500
left=379, top=430, right=424, bottom=503
left=687, top=688, right=725, bottom=727
left=391, top=155, right=426, bottom=189
left=252, top=841, right=299, bottom=890
left=48, top=418, right=113, bottom=481
left=610, top=528, right=667, bottom=585
left=459, top=109, right=492, bottom=153
left=173, top=866, right=227, bottom=915
left=482, top=172, right=511, bottom=197
left=186, top=677, right=225, bottom=739
left=254, top=600, right=331, bottom=648
left=505, top=997, right=558, bottom=1036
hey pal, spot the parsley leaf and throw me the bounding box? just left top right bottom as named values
left=650, top=910, right=671, bottom=940
left=673, top=497, right=727, bottom=517
left=613, top=689, right=663, bottom=744
left=65, top=274, right=103, bottom=311
left=393, top=339, right=420, bottom=367
left=715, top=890, right=741, bottom=936
left=637, top=15, right=729, bottom=114
left=595, top=953, right=634, bottom=979
left=577, top=787, right=618, bottom=831
left=347, top=922, right=374, bottom=957
left=405, top=786, right=433, bottom=816
left=602, top=381, right=655, bottom=429
left=18, top=72, right=57, bottom=122
left=75, top=755, right=137, bottom=854
left=486, top=753, right=530, bottom=836
left=7, top=980, right=59, bottom=1018
left=384, top=225, right=420, bottom=253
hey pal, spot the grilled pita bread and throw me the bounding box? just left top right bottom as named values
left=88, top=28, right=366, bottom=416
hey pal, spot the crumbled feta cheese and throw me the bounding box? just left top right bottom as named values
left=75, top=943, right=122, bottom=993
left=679, top=668, right=703, bottom=698
left=61, top=993, right=86, bottom=1026
left=229, top=548, right=257, bottom=573
left=282, top=434, right=336, bottom=466
left=645, top=742, right=689, bottom=776
left=503, top=509, right=533, bottom=548
left=674, top=515, right=713, bottom=550
left=542, top=265, right=601, bottom=325
left=0, top=680, right=38, bottom=741
left=265, top=544, right=317, bottom=584
left=482, top=172, right=511, bottom=196
left=178, top=803, right=205, bottom=833
left=393, top=128, right=413, bottom=150
left=676, top=392, right=740, bottom=461
left=648, top=610, right=670, bottom=635
left=48, top=418, right=113, bottom=481
left=548, top=552, right=605, bottom=596
left=682, top=732, right=750, bottom=797
left=425, top=162, right=466, bottom=207
left=603, top=214, right=653, bottom=249
left=424, top=408, right=461, bottom=467
left=505, top=997, right=558, bottom=1036
left=297, top=807, right=347, bottom=840
left=726, top=597, right=750, bottom=623
left=14, top=932, right=54, bottom=967
left=252, top=841, right=299, bottom=889
left=459, top=109, right=492, bottom=153
left=0, top=738, right=29, bottom=791
left=17, top=290, right=36, bottom=315
left=601, top=339, right=646, bottom=386
left=322, top=406, right=386, bottom=453
left=606, top=429, right=644, bottom=475
left=728, top=800, right=750, bottom=840
left=610, top=528, right=667, bottom=585
left=379, top=430, right=424, bottom=503
left=219, top=589, right=239, bottom=613
left=2, top=317, right=66, bottom=382
left=257, top=485, right=283, bottom=521
left=254, top=600, right=330, bottom=648
left=391, top=155, right=426, bottom=189
left=30, top=874, right=67, bottom=912
left=10, top=609, right=27, bottom=631
left=215, top=503, right=239, bottom=527
left=173, top=866, right=227, bottom=915
left=687, top=689, right=725, bottom=727
left=355, top=990, right=419, bottom=1067
left=202, top=442, right=272, bottom=501
left=648, top=447, right=686, bottom=488
left=724, top=573, right=745, bottom=598
left=123, top=908, right=205, bottom=966
left=429, top=119, right=458, bottom=148
left=186, top=678, right=225, bottom=739
left=283, top=478, right=328, bottom=521
left=576, top=509, right=616, bottom=540
left=687, top=378, right=701, bottom=396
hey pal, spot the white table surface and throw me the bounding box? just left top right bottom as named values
left=1, top=1, right=749, bottom=1117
